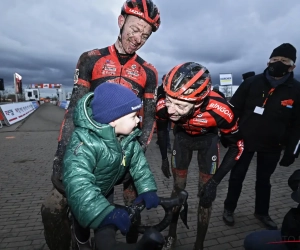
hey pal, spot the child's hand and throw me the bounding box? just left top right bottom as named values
left=99, top=208, right=131, bottom=235
left=134, top=191, right=159, bottom=209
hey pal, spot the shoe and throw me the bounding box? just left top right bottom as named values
left=223, top=209, right=235, bottom=226
left=162, top=236, right=176, bottom=250
left=254, top=213, right=278, bottom=230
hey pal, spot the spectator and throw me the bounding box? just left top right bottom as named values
left=223, top=43, right=300, bottom=230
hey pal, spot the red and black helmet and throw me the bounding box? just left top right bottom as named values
left=163, top=62, right=212, bottom=103
left=121, top=0, right=161, bottom=32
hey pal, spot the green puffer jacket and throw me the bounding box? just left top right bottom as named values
left=63, top=92, right=157, bottom=229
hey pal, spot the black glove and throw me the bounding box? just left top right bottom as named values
left=161, top=158, right=171, bottom=178
left=279, top=154, right=295, bottom=167
left=199, top=178, right=219, bottom=208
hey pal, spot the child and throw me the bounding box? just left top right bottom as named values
left=63, top=82, right=159, bottom=249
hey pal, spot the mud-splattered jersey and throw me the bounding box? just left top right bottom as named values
left=52, top=45, right=158, bottom=193
left=73, top=45, right=158, bottom=148
left=75, top=45, right=157, bottom=99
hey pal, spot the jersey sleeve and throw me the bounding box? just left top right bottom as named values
left=155, top=85, right=169, bottom=121
left=51, top=51, right=92, bottom=193
left=206, top=97, right=236, bottom=130
left=138, top=62, right=158, bottom=150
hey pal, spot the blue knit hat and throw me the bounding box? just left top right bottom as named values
left=91, top=83, right=142, bottom=124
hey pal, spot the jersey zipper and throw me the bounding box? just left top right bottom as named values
left=119, top=65, right=123, bottom=84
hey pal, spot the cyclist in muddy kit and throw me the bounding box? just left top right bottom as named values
left=40, top=1, right=161, bottom=249
left=155, top=62, right=244, bottom=250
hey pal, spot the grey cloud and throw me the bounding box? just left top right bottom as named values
left=1, top=0, right=300, bottom=93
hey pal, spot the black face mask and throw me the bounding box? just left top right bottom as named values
left=268, top=61, right=291, bottom=77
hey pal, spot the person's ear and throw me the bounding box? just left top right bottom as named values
left=288, top=65, right=296, bottom=72
left=109, top=121, right=116, bottom=127
left=118, top=15, right=126, bottom=29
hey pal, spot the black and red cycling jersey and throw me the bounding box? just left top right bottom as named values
left=52, top=45, right=158, bottom=194
left=75, top=45, right=157, bottom=99
left=156, top=89, right=244, bottom=184
left=74, top=45, right=158, bottom=147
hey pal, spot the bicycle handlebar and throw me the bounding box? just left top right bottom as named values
left=116, top=190, right=189, bottom=234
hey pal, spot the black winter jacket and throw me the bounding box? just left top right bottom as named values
left=229, top=69, right=300, bottom=155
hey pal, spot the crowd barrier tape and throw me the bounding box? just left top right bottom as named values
left=0, top=102, right=38, bottom=126
left=59, top=101, right=70, bottom=110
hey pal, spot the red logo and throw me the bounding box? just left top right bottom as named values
left=281, top=99, right=294, bottom=107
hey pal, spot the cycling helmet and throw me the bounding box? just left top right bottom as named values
left=163, top=62, right=212, bottom=102
left=121, top=0, right=161, bottom=32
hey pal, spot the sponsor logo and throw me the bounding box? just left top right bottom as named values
left=172, top=150, right=176, bottom=155
left=221, top=77, right=232, bottom=81
left=194, top=118, right=207, bottom=123
left=208, top=102, right=233, bottom=120
left=88, top=49, right=101, bottom=56
left=102, top=60, right=117, bottom=75
left=125, top=68, right=140, bottom=78
left=131, top=104, right=142, bottom=110
left=201, top=128, right=207, bottom=133
left=281, top=99, right=294, bottom=107
left=129, top=9, right=144, bottom=16
left=5, top=110, right=14, bottom=116
left=210, top=162, right=217, bottom=174
left=212, top=155, right=217, bottom=161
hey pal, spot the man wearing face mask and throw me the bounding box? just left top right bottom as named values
left=41, top=1, right=161, bottom=249
left=223, top=43, right=300, bottom=230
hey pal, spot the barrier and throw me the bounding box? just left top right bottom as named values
left=58, top=101, right=70, bottom=110
left=31, top=101, right=40, bottom=110
left=0, top=102, right=37, bottom=126
left=0, top=111, right=4, bottom=128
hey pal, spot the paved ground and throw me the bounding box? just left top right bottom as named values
left=0, top=102, right=299, bottom=250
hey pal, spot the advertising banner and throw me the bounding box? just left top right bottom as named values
left=219, top=73, right=233, bottom=86
left=59, top=101, right=70, bottom=110
left=30, top=83, right=61, bottom=88
left=14, top=73, right=23, bottom=94
left=31, top=101, right=40, bottom=110
left=0, top=102, right=35, bottom=125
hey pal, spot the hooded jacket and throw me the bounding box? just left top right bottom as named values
left=63, top=92, right=157, bottom=229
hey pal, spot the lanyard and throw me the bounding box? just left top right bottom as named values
left=262, top=88, right=275, bottom=107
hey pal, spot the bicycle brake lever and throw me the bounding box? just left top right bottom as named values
left=178, top=190, right=189, bottom=229
left=178, top=190, right=188, bottom=205
left=179, top=200, right=189, bottom=229
left=126, top=203, right=144, bottom=225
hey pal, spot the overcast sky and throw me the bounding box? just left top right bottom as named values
left=1, top=0, right=300, bottom=96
